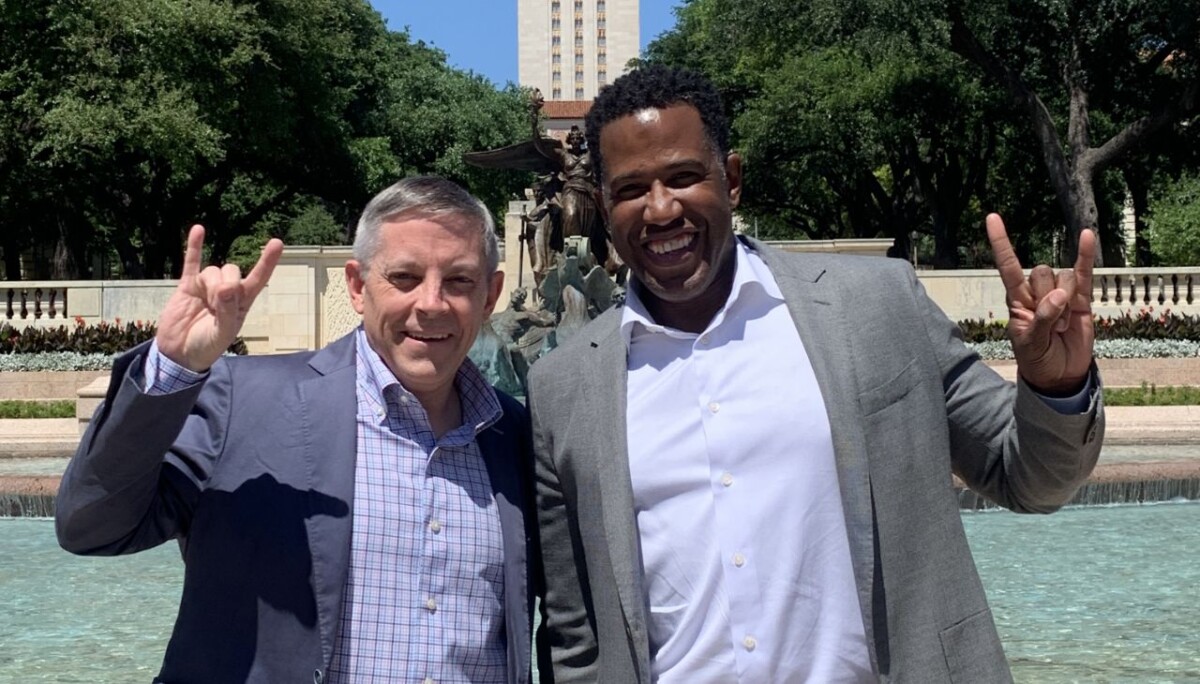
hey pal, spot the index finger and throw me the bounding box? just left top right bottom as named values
left=240, top=238, right=285, bottom=300
left=181, top=225, right=205, bottom=279
left=985, top=213, right=1026, bottom=292
left=1073, top=228, right=1096, bottom=297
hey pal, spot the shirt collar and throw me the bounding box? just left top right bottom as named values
left=620, top=238, right=783, bottom=348
left=354, top=327, right=502, bottom=437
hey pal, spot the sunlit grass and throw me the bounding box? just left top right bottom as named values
left=1104, top=384, right=1200, bottom=406
left=0, top=400, right=76, bottom=419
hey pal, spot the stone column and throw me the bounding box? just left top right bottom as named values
left=499, top=200, right=534, bottom=311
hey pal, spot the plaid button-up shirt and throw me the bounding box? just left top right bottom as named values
left=145, top=332, right=508, bottom=684
left=326, top=330, right=507, bottom=683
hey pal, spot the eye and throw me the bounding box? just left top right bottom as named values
left=386, top=272, right=419, bottom=290
left=668, top=171, right=704, bottom=187
left=445, top=275, right=477, bottom=293
left=611, top=183, right=646, bottom=201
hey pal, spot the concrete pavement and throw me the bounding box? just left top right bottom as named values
left=3, top=407, right=1199, bottom=477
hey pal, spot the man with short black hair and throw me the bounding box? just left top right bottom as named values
left=531, top=65, right=1103, bottom=683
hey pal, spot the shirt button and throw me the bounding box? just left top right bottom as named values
left=743, top=635, right=757, bottom=652
left=733, top=552, right=746, bottom=567
left=426, top=597, right=437, bottom=612
left=400, top=395, right=411, bottom=405
left=423, top=678, right=435, bottom=684
left=720, top=472, right=734, bottom=487
left=699, top=334, right=710, bottom=345
left=708, top=402, right=720, bottom=413
left=429, top=519, right=442, bottom=534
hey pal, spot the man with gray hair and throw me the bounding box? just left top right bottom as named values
left=57, top=176, right=542, bottom=684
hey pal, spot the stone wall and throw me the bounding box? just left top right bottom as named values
left=6, top=246, right=1200, bottom=356
left=0, top=370, right=108, bottom=402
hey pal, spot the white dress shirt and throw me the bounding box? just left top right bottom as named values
left=622, top=242, right=875, bottom=682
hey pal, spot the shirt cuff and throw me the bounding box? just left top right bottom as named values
left=1033, top=370, right=1097, bottom=415
left=142, top=340, right=208, bottom=396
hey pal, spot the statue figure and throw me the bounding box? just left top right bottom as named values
left=485, top=287, right=556, bottom=392
left=462, top=94, right=612, bottom=275
left=521, top=175, right=562, bottom=289
left=491, top=288, right=555, bottom=349
left=461, top=91, right=627, bottom=394
left=558, top=126, right=607, bottom=267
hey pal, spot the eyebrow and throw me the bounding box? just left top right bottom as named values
left=379, top=259, right=486, bottom=274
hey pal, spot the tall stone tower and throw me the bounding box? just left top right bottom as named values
left=517, top=0, right=639, bottom=102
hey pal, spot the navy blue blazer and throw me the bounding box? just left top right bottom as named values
left=56, top=334, right=539, bottom=684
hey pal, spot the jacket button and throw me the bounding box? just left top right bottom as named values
left=313, top=669, right=324, bottom=684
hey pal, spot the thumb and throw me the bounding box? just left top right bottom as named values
left=1029, top=289, right=1070, bottom=342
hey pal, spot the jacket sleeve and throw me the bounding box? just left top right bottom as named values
left=56, top=341, right=233, bottom=555
left=909, top=266, right=1105, bottom=513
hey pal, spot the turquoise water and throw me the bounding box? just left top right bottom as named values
left=2, top=504, right=1198, bottom=682
left=963, top=502, right=1200, bottom=682
left=0, top=519, right=181, bottom=681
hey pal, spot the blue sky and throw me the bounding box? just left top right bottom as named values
left=369, top=1, right=683, bottom=87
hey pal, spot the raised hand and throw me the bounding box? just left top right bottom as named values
left=987, top=213, right=1095, bottom=395
left=156, top=225, right=284, bottom=372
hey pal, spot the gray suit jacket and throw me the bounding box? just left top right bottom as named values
left=529, top=238, right=1103, bottom=683
left=56, top=333, right=539, bottom=684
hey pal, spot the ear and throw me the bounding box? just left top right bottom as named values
left=724, top=152, right=743, bottom=209
left=345, top=260, right=366, bottom=315
left=484, top=270, right=505, bottom=317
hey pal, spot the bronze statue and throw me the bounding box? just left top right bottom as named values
left=521, top=175, right=562, bottom=288
left=462, top=91, right=626, bottom=393
left=463, top=94, right=611, bottom=274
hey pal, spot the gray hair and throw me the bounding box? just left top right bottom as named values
left=353, top=176, right=500, bottom=274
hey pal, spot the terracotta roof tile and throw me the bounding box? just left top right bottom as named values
left=542, top=100, right=592, bottom=119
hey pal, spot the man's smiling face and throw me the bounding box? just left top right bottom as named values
left=599, top=103, right=742, bottom=330
left=346, top=213, right=502, bottom=405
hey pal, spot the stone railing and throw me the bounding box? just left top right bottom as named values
left=918, top=267, right=1200, bottom=322
left=7, top=254, right=1200, bottom=354
left=2, top=280, right=176, bottom=328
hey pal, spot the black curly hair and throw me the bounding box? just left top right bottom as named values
left=584, top=64, right=730, bottom=186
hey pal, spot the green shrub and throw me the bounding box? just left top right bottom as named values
left=959, top=309, right=1200, bottom=343
left=1094, top=308, right=1200, bottom=341
left=958, top=318, right=1008, bottom=342
left=1, top=319, right=246, bottom=355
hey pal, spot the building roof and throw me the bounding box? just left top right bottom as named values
left=543, top=100, right=592, bottom=119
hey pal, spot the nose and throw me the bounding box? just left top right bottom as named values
left=643, top=180, right=681, bottom=226
left=414, top=278, right=449, bottom=314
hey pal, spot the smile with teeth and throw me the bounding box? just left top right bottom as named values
left=406, top=332, right=451, bottom=342
left=647, top=233, right=695, bottom=255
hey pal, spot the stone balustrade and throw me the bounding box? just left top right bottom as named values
left=917, top=267, right=1200, bottom=323
left=6, top=249, right=1200, bottom=354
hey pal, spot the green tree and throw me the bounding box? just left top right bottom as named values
left=1145, top=171, right=1200, bottom=266
left=0, top=0, right=531, bottom=279
left=646, top=0, right=1200, bottom=267
left=946, top=0, right=1200, bottom=263
left=646, top=0, right=1005, bottom=266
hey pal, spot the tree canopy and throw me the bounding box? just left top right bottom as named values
left=644, top=0, right=1200, bottom=267
left=0, top=0, right=532, bottom=279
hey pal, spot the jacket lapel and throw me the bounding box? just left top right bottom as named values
left=583, top=310, right=653, bottom=674
left=751, top=239, right=879, bottom=662
left=297, top=334, right=359, bottom=666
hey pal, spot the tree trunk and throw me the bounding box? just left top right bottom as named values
left=1122, top=168, right=1152, bottom=266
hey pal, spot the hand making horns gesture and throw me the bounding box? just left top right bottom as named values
left=156, top=225, right=284, bottom=372
left=987, top=213, right=1095, bottom=395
